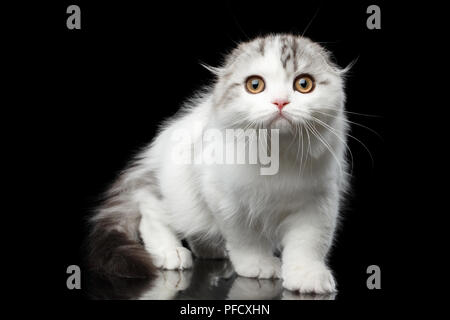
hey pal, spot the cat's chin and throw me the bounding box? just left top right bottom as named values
left=269, top=116, right=294, bottom=132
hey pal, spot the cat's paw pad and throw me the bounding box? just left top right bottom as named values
left=282, top=263, right=336, bottom=294
left=233, top=256, right=281, bottom=279
left=153, top=247, right=193, bottom=270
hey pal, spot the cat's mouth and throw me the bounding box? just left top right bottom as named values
left=268, top=113, right=295, bottom=129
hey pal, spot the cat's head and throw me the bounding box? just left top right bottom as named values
left=208, top=34, right=347, bottom=134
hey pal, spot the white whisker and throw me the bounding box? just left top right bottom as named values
left=305, top=121, right=343, bottom=175
left=313, top=109, right=383, bottom=140
left=309, top=115, right=354, bottom=175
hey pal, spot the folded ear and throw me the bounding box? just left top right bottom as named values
left=200, top=63, right=224, bottom=76
left=337, top=56, right=359, bottom=76
left=312, top=41, right=358, bottom=76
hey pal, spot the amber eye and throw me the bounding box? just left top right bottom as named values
left=294, top=74, right=315, bottom=93
left=245, top=76, right=265, bottom=94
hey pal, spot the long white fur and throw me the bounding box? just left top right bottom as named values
left=118, top=35, right=349, bottom=293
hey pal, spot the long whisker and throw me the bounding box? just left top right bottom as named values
left=305, top=120, right=343, bottom=175
left=293, top=123, right=301, bottom=167
left=313, top=114, right=375, bottom=167
left=301, top=7, right=320, bottom=38
left=313, top=109, right=383, bottom=140
left=299, top=124, right=307, bottom=175
left=286, top=122, right=297, bottom=151
left=303, top=122, right=313, bottom=176
left=309, top=115, right=354, bottom=175
left=316, top=106, right=382, bottom=118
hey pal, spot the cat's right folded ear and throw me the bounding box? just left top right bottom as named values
left=200, top=63, right=224, bottom=76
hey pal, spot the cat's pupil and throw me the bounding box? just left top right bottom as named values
left=251, top=79, right=259, bottom=89
left=299, top=79, right=307, bottom=88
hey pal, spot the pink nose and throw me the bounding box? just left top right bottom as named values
left=273, top=99, right=290, bottom=110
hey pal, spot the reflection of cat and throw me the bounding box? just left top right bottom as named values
left=88, top=34, right=350, bottom=294
left=139, top=270, right=193, bottom=300
left=227, top=278, right=283, bottom=300
left=138, top=260, right=336, bottom=300
left=135, top=260, right=234, bottom=300
left=86, top=272, right=154, bottom=300
left=281, top=290, right=336, bottom=300
left=87, top=260, right=336, bottom=300
left=174, top=259, right=235, bottom=300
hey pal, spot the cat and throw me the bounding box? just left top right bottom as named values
left=88, top=34, right=350, bottom=294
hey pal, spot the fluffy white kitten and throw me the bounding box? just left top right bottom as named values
left=88, top=34, right=350, bottom=294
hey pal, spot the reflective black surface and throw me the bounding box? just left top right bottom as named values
left=86, top=259, right=336, bottom=300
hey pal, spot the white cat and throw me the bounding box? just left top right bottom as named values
left=88, top=34, right=350, bottom=294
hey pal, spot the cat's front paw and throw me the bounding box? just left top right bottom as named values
left=152, top=247, right=193, bottom=270
left=282, top=262, right=336, bottom=294
left=232, top=256, right=281, bottom=279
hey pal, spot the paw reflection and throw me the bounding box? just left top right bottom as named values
left=227, top=277, right=283, bottom=299
left=281, top=290, right=337, bottom=300
left=139, top=269, right=192, bottom=300
left=87, top=259, right=337, bottom=300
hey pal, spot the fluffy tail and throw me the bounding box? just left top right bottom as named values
left=87, top=180, right=155, bottom=279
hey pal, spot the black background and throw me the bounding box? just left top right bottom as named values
left=7, top=0, right=433, bottom=310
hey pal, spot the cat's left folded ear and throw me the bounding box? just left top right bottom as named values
left=339, top=56, right=359, bottom=75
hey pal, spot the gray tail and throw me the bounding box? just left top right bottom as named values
left=87, top=185, right=155, bottom=279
